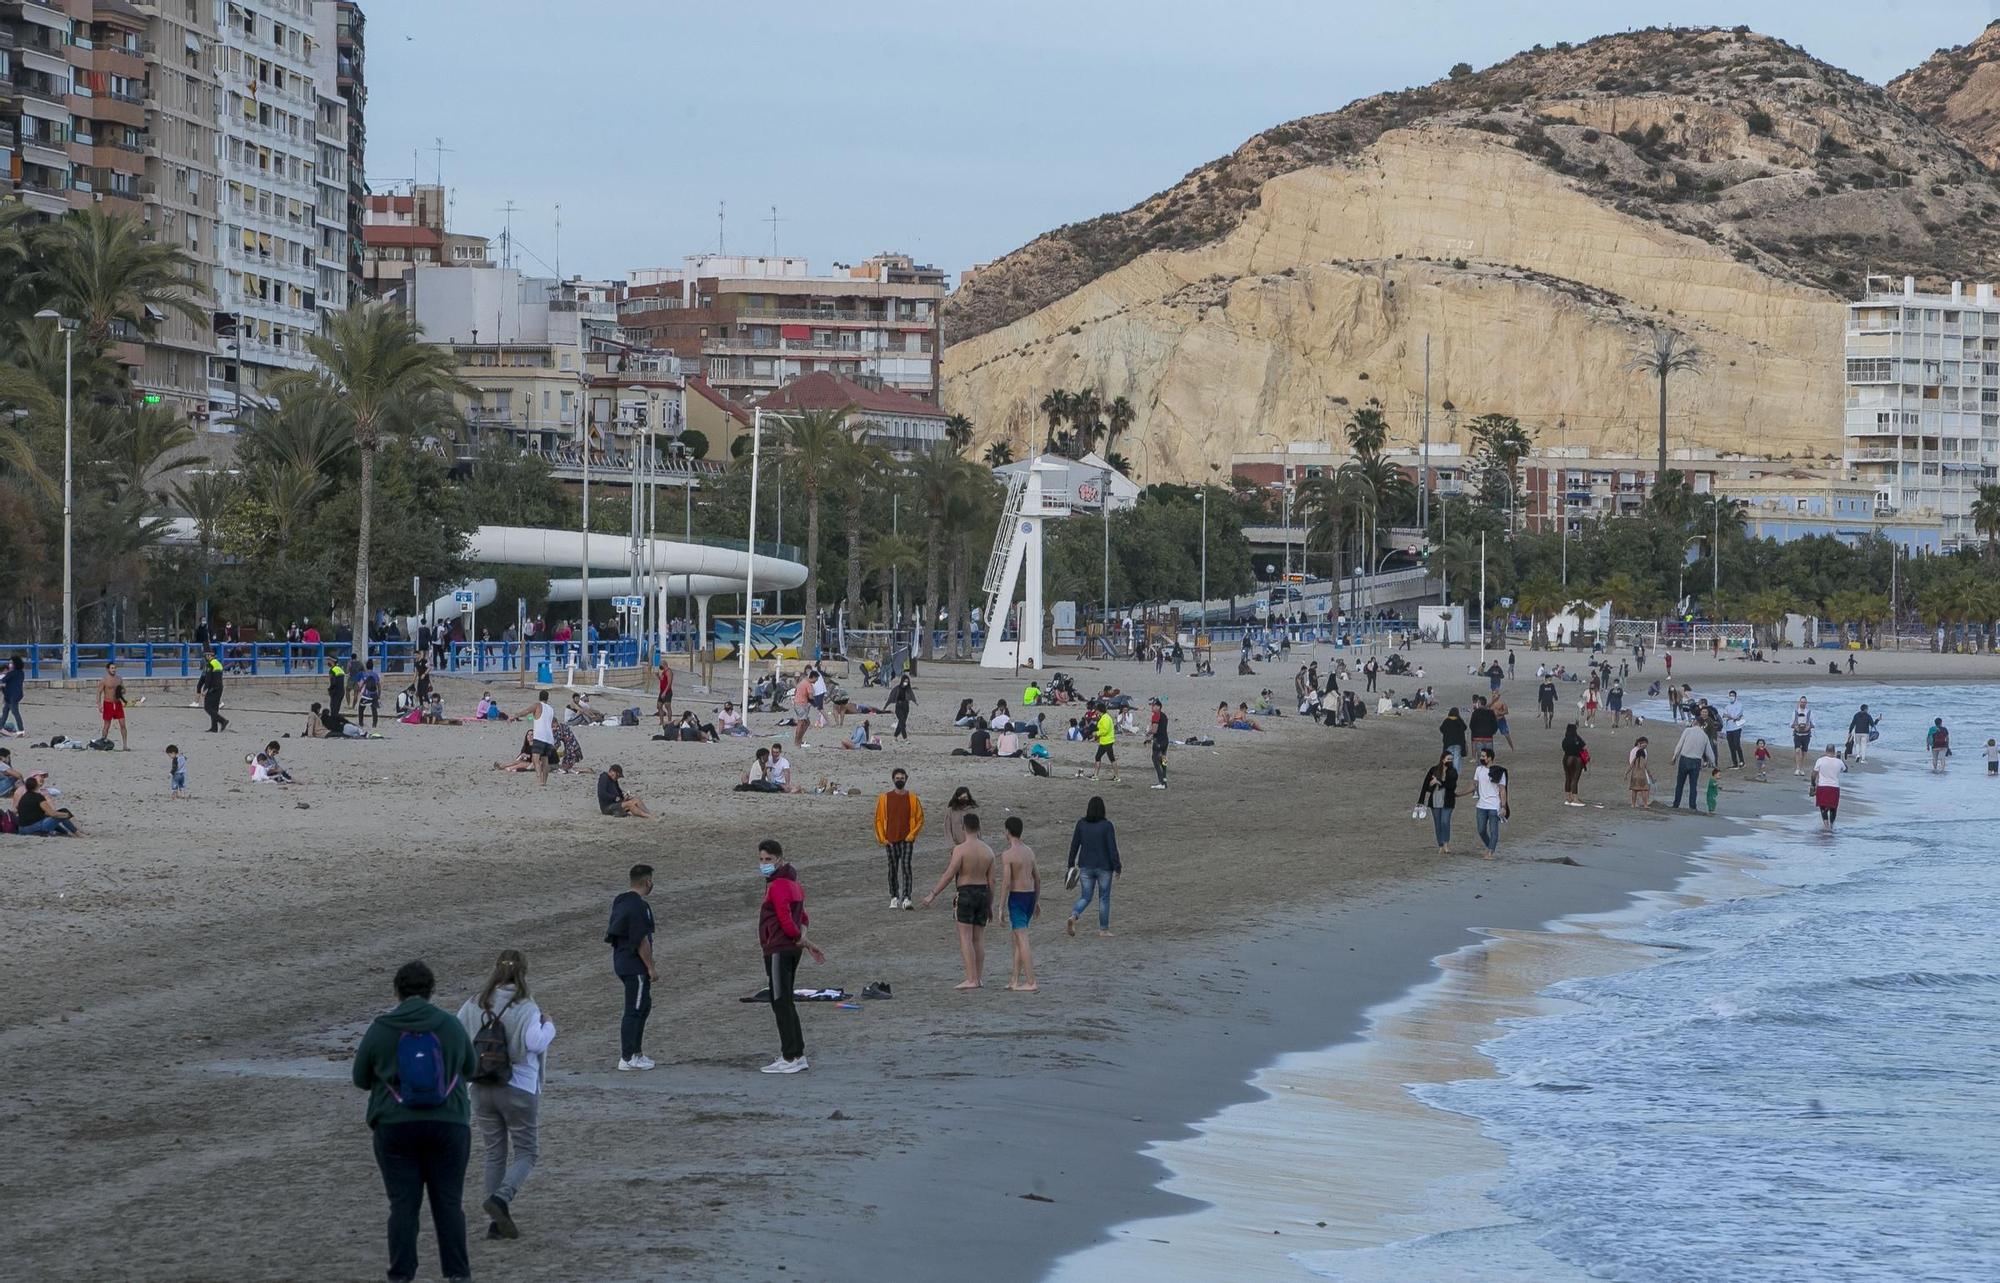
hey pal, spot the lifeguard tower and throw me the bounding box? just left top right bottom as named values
left=980, top=456, right=1071, bottom=669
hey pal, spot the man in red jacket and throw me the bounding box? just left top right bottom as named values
left=757, top=839, right=824, bottom=1074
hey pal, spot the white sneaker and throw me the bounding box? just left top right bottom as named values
left=1150, top=783, right=1167, bottom=789
left=902, top=898, right=914, bottom=911
left=759, top=1057, right=791, bottom=1073
left=627, top=1054, right=656, bottom=1070
left=890, top=896, right=901, bottom=909
left=617, top=1058, right=637, bottom=1071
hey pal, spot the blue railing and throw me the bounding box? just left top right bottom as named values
left=13, top=638, right=653, bottom=680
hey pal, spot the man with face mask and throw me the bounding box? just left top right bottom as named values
left=757, top=839, right=824, bottom=1074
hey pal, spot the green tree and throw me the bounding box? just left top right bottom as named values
left=31, top=207, right=206, bottom=351
left=767, top=406, right=859, bottom=659
left=1346, top=399, right=1390, bottom=459
left=1105, top=395, right=1136, bottom=459
left=678, top=428, right=709, bottom=460
left=944, top=413, right=974, bottom=453
left=1466, top=412, right=1534, bottom=527
left=268, top=302, right=467, bottom=646
left=1971, top=483, right=2000, bottom=557
left=1625, top=326, right=1704, bottom=482
left=983, top=440, right=1014, bottom=467
left=906, top=449, right=961, bottom=660
left=1514, top=573, right=1567, bottom=649
left=1038, top=389, right=1073, bottom=455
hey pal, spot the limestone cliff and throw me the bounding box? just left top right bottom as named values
left=1890, top=22, right=2000, bottom=166
left=943, top=26, right=2000, bottom=481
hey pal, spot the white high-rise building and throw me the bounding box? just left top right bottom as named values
left=309, top=0, right=350, bottom=323
left=214, top=0, right=325, bottom=416
left=1842, top=276, right=2000, bottom=550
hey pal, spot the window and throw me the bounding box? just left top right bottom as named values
left=1847, top=357, right=1893, bottom=382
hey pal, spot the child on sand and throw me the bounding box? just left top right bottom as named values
left=1706, top=766, right=1720, bottom=815
left=1753, top=738, right=1771, bottom=782
left=165, top=744, right=186, bottom=799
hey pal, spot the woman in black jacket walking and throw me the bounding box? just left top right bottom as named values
left=1416, top=750, right=1460, bottom=854
left=891, top=675, right=915, bottom=741
left=1065, top=795, right=1121, bottom=937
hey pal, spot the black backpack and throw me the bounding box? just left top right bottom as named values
left=471, top=1007, right=512, bottom=1085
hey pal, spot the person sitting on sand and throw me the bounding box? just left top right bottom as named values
left=566, top=693, right=604, bottom=726
left=1217, top=701, right=1262, bottom=732
left=475, top=693, right=510, bottom=721
left=952, top=718, right=996, bottom=757
left=682, top=711, right=719, bottom=742
left=306, top=701, right=365, bottom=739
left=422, top=694, right=463, bottom=726
left=262, top=742, right=300, bottom=783
left=494, top=733, right=538, bottom=773
left=16, top=772, right=77, bottom=835
left=989, top=700, right=1014, bottom=731
left=598, top=764, right=655, bottom=818
left=716, top=702, right=748, bottom=736
left=838, top=719, right=882, bottom=751
left=952, top=698, right=980, bottom=729
left=738, top=747, right=784, bottom=792
left=0, top=746, right=23, bottom=799
left=993, top=725, right=1023, bottom=758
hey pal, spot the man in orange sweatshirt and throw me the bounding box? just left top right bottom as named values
left=873, top=767, right=925, bottom=910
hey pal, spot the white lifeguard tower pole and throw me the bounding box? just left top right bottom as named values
left=981, top=456, right=1071, bottom=670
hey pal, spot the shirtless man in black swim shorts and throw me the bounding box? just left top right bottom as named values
left=922, top=810, right=997, bottom=990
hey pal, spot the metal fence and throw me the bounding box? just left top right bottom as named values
left=13, top=638, right=649, bottom=681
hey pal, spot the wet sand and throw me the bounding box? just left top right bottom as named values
left=0, top=643, right=1987, bottom=1281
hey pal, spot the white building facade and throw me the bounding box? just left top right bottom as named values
left=1843, top=276, right=1999, bottom=550
left=214, top=0, right=326, bottom=415
left=308, top=0, right=349, bottom=323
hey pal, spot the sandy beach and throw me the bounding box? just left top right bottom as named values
left=0, top=640, right=1988, bottom=1282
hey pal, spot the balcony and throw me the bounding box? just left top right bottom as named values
left=732, top=305, right=936, bottom=327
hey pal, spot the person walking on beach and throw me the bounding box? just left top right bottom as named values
left=1812, top=743, right=1846, bottom=832
left=1671, top=719, right=1717, bottom=812
left=1537, top=676, right=1558, bottom=729
left=605, top=865, right=657, bottom=1072
left=1364, top=657, right=1378, bottom=692
left=1091, top=704, right=1119, bottom=782
left=1927, top=718, right=1951, bottom=773
left=456, top=950, right=555, bottom=1243
left=921, top=810, right=997, bottom=989
left=1847, top=705, right=1877, bottom=762
left=1065, top=795, right=1122, bottom=936
left=1789, top=698, right=1815, bottom=777
left=1, top=653, right=24, bottom=733
left=758, top=839, right=824, bottom=1073
left=1468, top=697, right=1497, bottom=759
left=1417, top=749, right=1460, bottom=854
left=328, top=656, right=348, bottom=715
left=1147, top=696, right=1170, bottom=789
left=96, top=664, right=129, bottom=749
left=1491, top=694, right=1515, bottom=751
left=874, top=768, right=925, bottom=909
left=1560, top=722, right=1587, bottom=806
left=998, top=816, right=1040, bottom=991
left=944, top=786, right=979, bottom=848
left=890, top=675, right=915, bottom=741
left=350, top=959, right=477, bottom=1283
left=357, top=661, right=383, bottom=728
left=196, top=649, right=229, bottom=734
left=1627, top=737, right=1653, bottom=808
left=1471, top=748, right=1509, bottom=859
left=1440, top=706, right=1468, bottom=772
left=1721, top=691, right=1746, bottom=767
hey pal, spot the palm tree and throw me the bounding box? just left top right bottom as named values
left=1346, top=400, right=1390, bottom=460
left=1624, top=326, right=1704, bottom=481
left=1068, top=389, right=1104, bottom=458
left=943, top=413, right=974, bottom=454
left=906, top=448, right=961, bottom=660
left=1514, top=573, right=1567, bottom=649
left=1593, top=571, right=1643, bottom=622
left=1296, top=469, right=1365, bottom=582
left=839, top=431, right=892, bottom=628
left=1742, top=587, right=1798, bottom=650
left=983, top=440, right=1014, bottom=467
left=1038, top=389, right=1073, bottom=455
left=765, top=406, right=858, bottom=660
left=1105, top=395, right=1136, bottom=459
left=1103, top=450, right=1133, bottom=476
left=170, top=470, right=241, bottom=631
left=1970, top=483, right=2000, bottom=557
left=267, top=301, right=466, bottom=647
left=862, top=531, right=922, bottom=626
left=33, top=208, right=207, bottom=351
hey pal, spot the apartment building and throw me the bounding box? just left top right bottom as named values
left=360, top=182, right=486, bottom=297
left=1, top=1, right=148, bottom=217
left=755, top=370, right=949, bottom=457
left=1716, top=471, right=1943, bottom=554
left=1841, top=276, right=2000, bottom=550
left=305, top=0, right=345, bottom=320
left=134, top=0, right=223, bottom=415
left=616, top=251, right=947, bottom=405
left=408, top=264, right=589, bottom=462
left=212, top=0, right=326, bottom=414
left=330, top=0, right=360, bottom=296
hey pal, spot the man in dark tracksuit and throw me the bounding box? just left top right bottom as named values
left=606, top=864, right=657, bottom=1071
left=197, top=650, right=228, bottom=733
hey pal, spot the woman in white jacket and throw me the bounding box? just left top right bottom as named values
left=457, top=949, right=556, bottom=1241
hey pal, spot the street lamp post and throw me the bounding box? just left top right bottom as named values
left=35, top=311, right=76, bottom=676
left=1100, top=465, right=1112, bottom=631
left=740, top=408, right=768, bottom=713
left=1198, top=488, right=1209, bottom=629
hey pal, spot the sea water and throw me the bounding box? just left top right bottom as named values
left=1046, top=681, right=2000, bottom=1283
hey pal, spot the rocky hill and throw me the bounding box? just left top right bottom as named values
left=943, top=26, right=2000, bottom=481
left=1889, top=22, right=2000, bottom=166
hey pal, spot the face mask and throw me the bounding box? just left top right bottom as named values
left=759, top=863, right=777, bottom=878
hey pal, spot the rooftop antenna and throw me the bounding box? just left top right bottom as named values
left=431, top=136, right=454, bottom=189
left=717, top=200, right=726, bottom=255
left=766, top=204, right=784, bottom=257
left=555, top=203, right=561, bottom=280
left=498, top=200, right=521, bottom=270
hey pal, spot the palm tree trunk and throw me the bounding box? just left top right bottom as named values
left=803, top=490, right=821, bottom=661
left=1656, top=373, right=1669, bottom=477
left=351, top=440, right=375, bottom=652
left=921, top=515, right=942, bottom=661
left=948, top=536, right=967, bottom=659
left=844, top=493, right=864, bottom=628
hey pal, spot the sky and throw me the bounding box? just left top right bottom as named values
left=363, top=0, right=2000, bottom=285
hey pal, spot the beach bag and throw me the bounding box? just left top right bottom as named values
left=0, top=810, right=15, bottom=835
left=1064, top=864, right=1080, bottom=889
left=619, top=707, right=641, bottom=727
left=1027, top=757, right=1051, bottom=777
left=87, top=738, right=115, bottom=751
left=471, top=1009, right=513, bottom=1086
left=1578, top=747, right=1591, bottom=767
left=387, top=1030, right=456, bottom=1109
left=1410, top=805, right=1430, bottom=821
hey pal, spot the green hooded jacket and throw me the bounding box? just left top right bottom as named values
left=350, top=997, right=477, bottom=1128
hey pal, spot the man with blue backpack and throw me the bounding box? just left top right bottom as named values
left=352, top=960, right=479, bottom=1283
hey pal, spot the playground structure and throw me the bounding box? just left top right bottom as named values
left=979, top=457, right=1072, bottom=670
